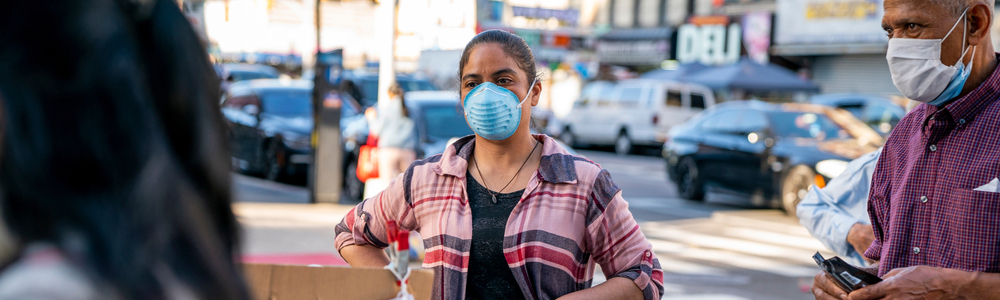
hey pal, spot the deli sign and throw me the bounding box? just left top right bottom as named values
left=676, top=16, right=742, bottom=65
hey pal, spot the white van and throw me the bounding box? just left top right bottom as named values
left=559, top=79, right=716, bottom=155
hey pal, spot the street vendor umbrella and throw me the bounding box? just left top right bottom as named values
left=682, top=58, right=820, bottom=92
left=640, top=62, right=709, bottom=81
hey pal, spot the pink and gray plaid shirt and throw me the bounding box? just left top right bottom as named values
left=865, top=58, right=1000, bottom=276
left=336, top=134, right=663, bottom=300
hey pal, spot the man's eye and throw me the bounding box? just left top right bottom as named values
left=497, top=78, right=512, bottom=84
left=907, top=23, right=918, bottom=30
left=465, top=82, right=479, bottom=88
left=885, top=28, right=893, bottom=37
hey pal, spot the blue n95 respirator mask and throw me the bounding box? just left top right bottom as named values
left=463, top=80, right=536, bottom=140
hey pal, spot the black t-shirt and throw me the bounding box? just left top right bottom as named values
left=464, top=172, right=527, bottom=300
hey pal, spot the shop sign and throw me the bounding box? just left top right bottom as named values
left=596, top=40, right=670, bottom=65
left=742, top=12, right=772, bottom=64
left=775, top=0, right=887, bottom=45
left=676, top=22, right=742, bottom=65
left=511, top=6, right=580, bottom=26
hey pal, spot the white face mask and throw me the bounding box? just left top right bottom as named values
left=886, top=8, right=975, bottom=104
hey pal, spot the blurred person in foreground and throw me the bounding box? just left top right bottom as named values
left=0, top=0, right=250, bottom=299
left=797, top=150, right=880, bottom=267
left=336, top=29, right=663, bottom=300
left=812, top=0, right=1000, bottom=299
left=367, top=82, right=418, bottom=179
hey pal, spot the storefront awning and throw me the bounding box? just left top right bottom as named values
left=681, top=58, right=820, bottom=92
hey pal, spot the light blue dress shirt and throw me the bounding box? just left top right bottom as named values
left=797, top=149, right=881, bottom=266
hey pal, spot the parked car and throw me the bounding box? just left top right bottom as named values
left=341, top=71, right=438, bottom=107
left=215, top=63, right=281, bottom=95
left=560, top=79, right=716, bottom=156
left=663, top=101, right=884, bottom=215
left=809, top=93, right=905, bottom=136
left=222, top=79, right=366, bottom=185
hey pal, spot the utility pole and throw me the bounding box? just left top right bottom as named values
left=359, top=0, right=397, bottom=199
left=377, top=0, right=397, bottom=104
left=311, top=0, right=344, bottom=203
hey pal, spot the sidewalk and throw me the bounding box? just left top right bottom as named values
left=234, top=202, right=355, bottom=266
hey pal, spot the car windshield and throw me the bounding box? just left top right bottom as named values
left=230, top=70, right=278, bottom=81
left=261, top=89, right=311, bottom=116
left=836, top=104, right=865, bottom=119
left=767, top=111, right=852, bottom=140
left=422, top=105, right=473, bottom=140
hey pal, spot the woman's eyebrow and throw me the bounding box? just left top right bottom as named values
left=461, top=73, right=481, bottom=81
left=491, top=68, right=517, bottom=78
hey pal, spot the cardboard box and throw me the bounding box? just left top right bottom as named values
left=243, top=264, right=434, bottom=300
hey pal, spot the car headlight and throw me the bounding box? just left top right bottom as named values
left=815, top=159, right=849, bottom=178
left=283, top=134, right=311, bottom=150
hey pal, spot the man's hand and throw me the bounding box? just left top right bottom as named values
left=847, top=223, right=875, bottom=260
left=812, top=270, right=849, bottom=300
left=848, top=266, right=976, bottom=300
left=812, top=262, right=879, bottom=300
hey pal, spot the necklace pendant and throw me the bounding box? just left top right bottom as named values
left=491, top=194, right=497, bottom=203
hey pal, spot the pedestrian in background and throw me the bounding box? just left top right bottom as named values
left=337, top=29, right=663, bottom=300
left=0, top=0, right=250, bottom=299
left=367, top=82, right=418, bottom=180
left=797, top=150, right=880, bottom=266
left=812, top=0, right=1000, bottom=298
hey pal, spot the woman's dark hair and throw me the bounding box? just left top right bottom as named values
left=0, top=0, right=249, bottom=299
left=387, top=81, right=409, bottom=117
left=459, top=29, right=541, bottom=88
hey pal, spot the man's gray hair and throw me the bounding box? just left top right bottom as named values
left=929, top=0, right=994, bottom=18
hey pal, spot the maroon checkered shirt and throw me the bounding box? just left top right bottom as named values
left=864, top=58, right=1000, bottom=276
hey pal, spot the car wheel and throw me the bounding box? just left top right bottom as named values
left=676, top=157, right=705, bottom=201
left=264, top=142, right=287, bottom=182
left=559, top=127, right=577, bottom=148
left=781, top=165, right=815, bottom=216
left=615, top=133, right=632, bottom=156
left=344, top=160, right=365, bottom=203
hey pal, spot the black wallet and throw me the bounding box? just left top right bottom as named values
left=812, top=252, right=881, bottom=292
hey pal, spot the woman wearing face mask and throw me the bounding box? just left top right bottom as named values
left=336, top=30, right=663, bottom=300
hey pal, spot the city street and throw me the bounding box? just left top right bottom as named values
left=233, top=149, right=831, bottom=299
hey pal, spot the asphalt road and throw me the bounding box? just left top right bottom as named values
left=233, top=149, right=829, bottom=299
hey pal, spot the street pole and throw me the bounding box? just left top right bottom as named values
left=356, top=0, right=397, bottom=200
left=310, top=0, right=344, bottom=203
left=377, top=0, right=396, bottom=104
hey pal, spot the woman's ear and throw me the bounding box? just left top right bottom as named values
left=530, top=80, right=542, bottom=106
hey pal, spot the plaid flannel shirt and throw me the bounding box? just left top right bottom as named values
left=336, top=134, right=664, bottom=299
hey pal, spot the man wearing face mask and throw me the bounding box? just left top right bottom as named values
left=811, top=0, right=1000, bottom=299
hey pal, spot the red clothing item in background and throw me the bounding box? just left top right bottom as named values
left=865, top=58, right=1000, bottom=276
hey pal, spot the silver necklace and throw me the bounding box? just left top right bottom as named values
left=472, top=141, right=540, bottom=203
